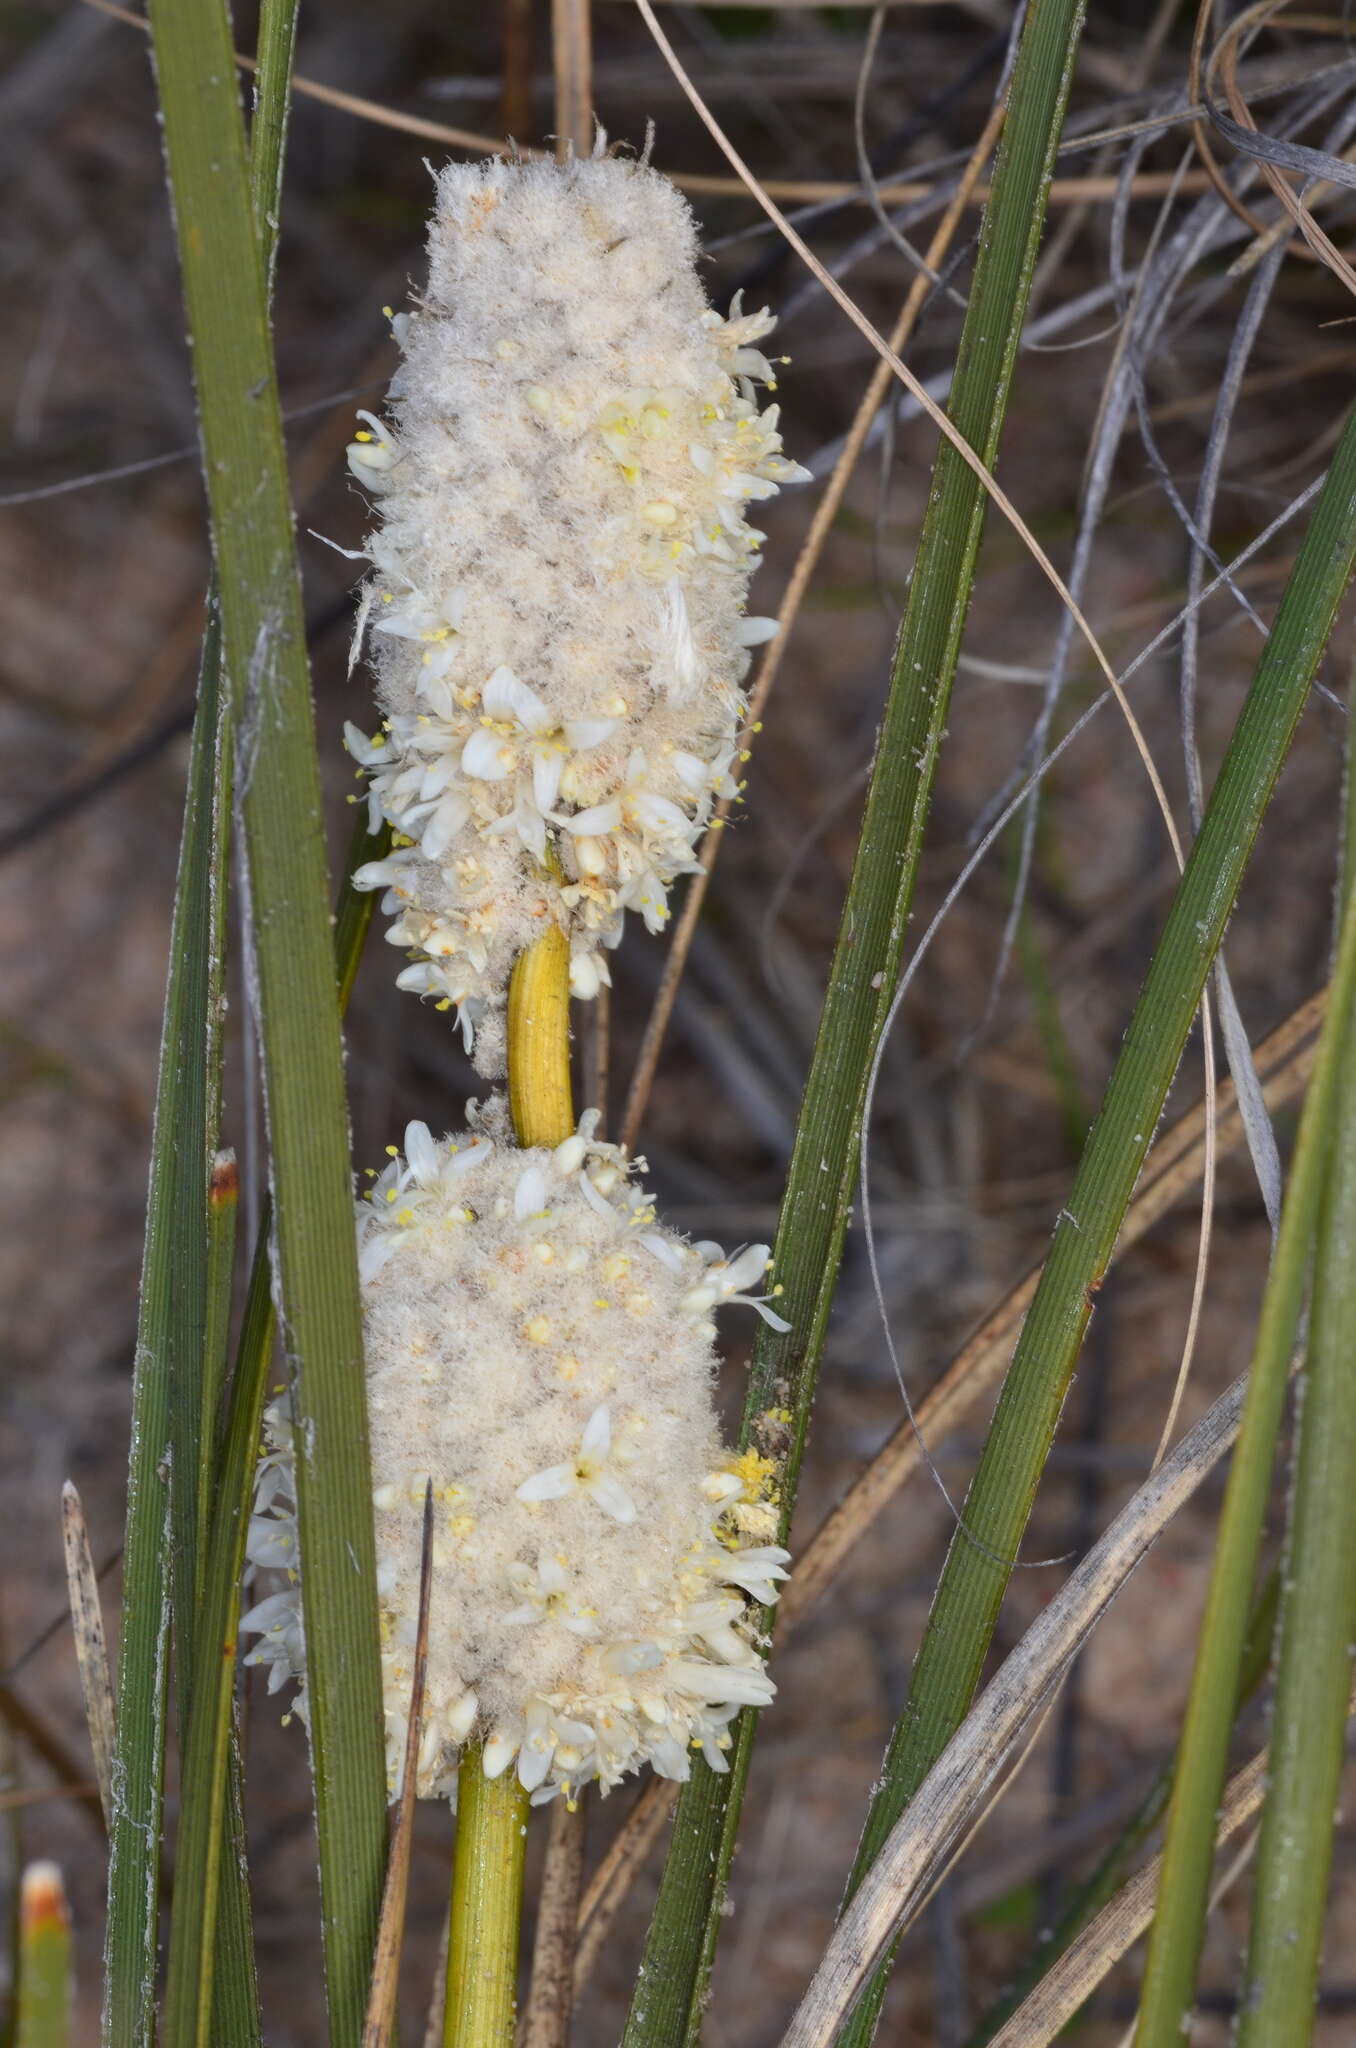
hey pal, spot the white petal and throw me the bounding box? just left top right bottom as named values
left=639, top=1232, right=684, bottom=1273
left=668, top=1660, right=775, bottom=1707
left=532, top=750, right=563, bottom=816
left=735, top=615, right=780, bottom=646
left=580, top=1405, right=611, bottom=1461
left=447, top=1690, right=478, bottom=1742
left=239, top=1590, right=300, bottom=1637
left=564, top=717, right=620, bottom=751
left=724, top=1244, right=772, bottom=1292
left=461, top=728, right=514, bottom=781
left=358, top=1234, right=399, bottom=1282
left=404, top=1122, right=439, bottom=1184
left=484, top=665, right=549, bottom=731
left=516, top=1465, right=577, bottom=1504
left=448, top=1138, right=492, bottom=1179
left=421, top=795, right=470, bottom=862
left=517, top=1740, right=553, bottom=1793
left=482, top=1729, right=518, bottom=1779
left=561, top=800, right=622, bottom=836
left=587, top=1471, right=636, bottom=1526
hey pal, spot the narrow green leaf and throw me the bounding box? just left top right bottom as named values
left=248, top=0, right=300, bottom=298
left=163, top=814, right=390, bottom=2048
left=104, top=610, right=229, bottom=2046
left=1235, top=1001, right=1356, bottom=2035
left=1136, top=874, right=1356, bottom=2033
left=620, top=6, right=1089, bottom=2039
left=146, top=0, right=390, bottom=2033
left=854, top=402, right=1356, bottom=2048
left=164, top=636, right=231, bottom=1720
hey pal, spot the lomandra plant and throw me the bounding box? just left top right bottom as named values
left=25, top=2, right=1356, bottom=2046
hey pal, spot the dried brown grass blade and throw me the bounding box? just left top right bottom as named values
left=362, top=1483, right=435, bottom=2048
left=60, top=1481, right=115, bottom=1827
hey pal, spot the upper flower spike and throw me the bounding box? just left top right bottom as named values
left=340, top=150, right=807, bottom=1072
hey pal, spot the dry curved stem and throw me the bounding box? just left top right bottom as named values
left=620, top=90, right=1010, bottom=1150
left=1212, top=0, right=1356, bottom=295
left=572, top=990, right=1326, bottom=1986
left=1189, top=0, right=1276, bottom=245
left=781, top=1359, right=1269, bottom=2048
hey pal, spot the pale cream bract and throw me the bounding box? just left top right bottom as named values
left=342, top=148, right=807, bottom=1070
left=241, top=1101, right=792, bottom=1805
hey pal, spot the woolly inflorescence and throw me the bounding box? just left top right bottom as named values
left=342, top=148, right=807, bottom=1072
left=241, top=1101, right=792, bottom=1805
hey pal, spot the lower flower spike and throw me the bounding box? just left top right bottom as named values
left=241, top=1096, right=791, bottom=1805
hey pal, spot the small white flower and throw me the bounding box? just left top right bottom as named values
left=504, top=1554, right=595, bottom=1635
left=720, top=1545, right=791, bottom=1605
left=681, top=1244, right=790, bottom=1329
left=516, top=1404, right=637, bottom=1525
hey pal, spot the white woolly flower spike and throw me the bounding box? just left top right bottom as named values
left=240, top=1098, right=792, bottom=1806
left=342, top=146, right=807, bottom=1072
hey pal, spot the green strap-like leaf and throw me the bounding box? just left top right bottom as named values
left=851, top=401, right=1356, bottom=2048
left=104, top=610, right=229, bottom=2046
left=1235, top=910, right=1356, bottom=2035
left=162, top=814, right=390, bottom=2048
left=620, top=5, right=1090, bottom=2040
left=144, top=0, right=389, bottom=2037
left=1137, top=664, right=1356, bottom=2039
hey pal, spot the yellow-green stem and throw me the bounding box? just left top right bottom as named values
left=507, top=921, right=574, bottom=1148
left=444, top=918, right=573, bottom=2048
left=445, top=1750, right=531, bottom=2048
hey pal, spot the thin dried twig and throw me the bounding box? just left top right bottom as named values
left=552, top=0, right=593, bottom=159
left=620, top=91, right=1009, bottom=1151
left=60, top=1480, right=115, bottom=1827
left=520, top=1799, right=587, bottom=2048
left=362, top=1484, right=436, bottom=2048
